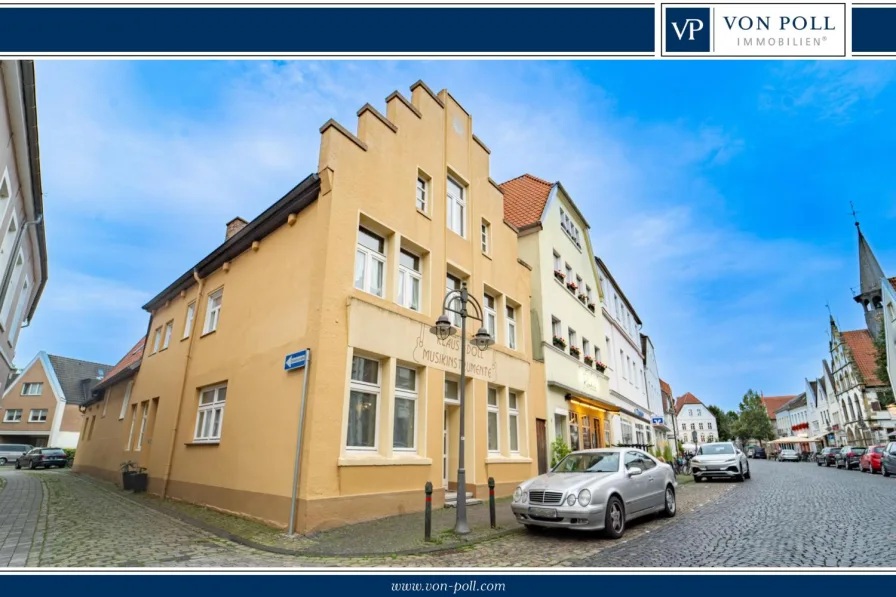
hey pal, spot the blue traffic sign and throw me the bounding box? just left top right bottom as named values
left=652, top=417, right=664, bottom=425
left=284, top=350, right=308, bottom=371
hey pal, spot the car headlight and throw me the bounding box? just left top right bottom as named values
left=577, top=489, right=591, bottom=507
left=522, top=491, right=528, bottom=503
left=566, top=493, right=577, bottom=506
left=513, top=487, right=522, bottom=502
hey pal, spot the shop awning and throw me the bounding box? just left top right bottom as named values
left=771, top=436, right=815, bottom=444
left=548, top=381, right=620, bottom=414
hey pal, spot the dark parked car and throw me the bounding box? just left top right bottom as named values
left=751, top=446, right=767, bottom=459
left=883, top=442, right=896, bottom=477
left=835, top=446, right=866, bottom=470
left=15, top=447, right=68, bottom=470
left=816, top=447, right=840, bottom=467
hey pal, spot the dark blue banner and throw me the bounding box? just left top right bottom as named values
left=0, top=7, right=655, bottom=53
left=853, top=6, right=896, bottom=53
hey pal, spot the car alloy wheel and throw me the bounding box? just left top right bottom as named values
left=663, top=486, right=677, bottom=517
left=0, top=457, right=6, bottom=466
left=604, top=496, right=625, bottom=539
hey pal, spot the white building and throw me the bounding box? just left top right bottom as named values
left=0, top=60, right=48, bottom=389
left=674, top=392, right=718, bottom=450
left=882, top=277, right=896, bottom=400
left=775, top=394, right=809, bottom=452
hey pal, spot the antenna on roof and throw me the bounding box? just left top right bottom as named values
left=850, top=201, right=860, bottom=228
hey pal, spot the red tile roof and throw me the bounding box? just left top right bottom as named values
left=660, top=379, right=672, bottom=396
left=841, top=329, right=885, bottom=387
left=499, top=174, right=554, bottom=229
left=93, top=337, right=146, bottom=392
left=761, top=396, right=795, bottom=419
left=674, top=392, right=704, bottom=414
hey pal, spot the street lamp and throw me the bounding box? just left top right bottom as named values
left=431, top=280, right=494, bottom=535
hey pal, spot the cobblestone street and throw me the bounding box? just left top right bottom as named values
left=0, top=467, right=734, bottom=567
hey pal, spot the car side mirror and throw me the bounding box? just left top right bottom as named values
left=627, top=467, right=643, bottom=477
left=22, top=452, right=27, bottom=456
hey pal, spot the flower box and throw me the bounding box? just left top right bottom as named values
left=552, top=336, right=567, bottom=350
left=584, top=356, right=594, bottom=366
left=588, top=302, right=596, bottom=312
left=594, top=361, right=607, bottom=373
left=554, top=270, right=566, bottom=281
left=569, top=346, right=581, bottom=358
left=578, top=294, right=587, bottom=303
left=566, top=282, right=578, bottom=292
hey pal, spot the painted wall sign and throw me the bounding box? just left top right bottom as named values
left=412, top=324, right=497, bottom=382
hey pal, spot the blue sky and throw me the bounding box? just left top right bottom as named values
left=19, top=60, right=896, bottom=411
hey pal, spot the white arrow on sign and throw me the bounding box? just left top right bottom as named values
left=286, top=354, right=304, bottom=367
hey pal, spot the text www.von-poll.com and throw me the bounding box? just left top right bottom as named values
left=391, top=581, right=506, bottom=593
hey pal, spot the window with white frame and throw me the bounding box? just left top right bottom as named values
left=586, top=285, right=593, bottom=304
left=126, top=404, right=137, bottom=450
left=203, top=288, right=223, bottom=334
left=480, top=220, right=490, bottom=254
left=595, top=345, right=602, bottom=363
left=136, top=401, right=151, bottom=450
left=506, top=305, right=517, bottom=350
left=568, top=328, right=577, bottom=350
left=4, top=409, right=22, bottom=422
left=446, top=177, right=466, bottom=237
left=183, top=301, right=195, bottom=339
left=621, top=420, right=633, bottom=444
left=565, top=263, right=573, bottom=283
left=194, top=385, right=226, bottom=443
left=699, top=422, right=704, bottom=430
left=446, top=274, right=462, bottom=327
left=151, top=327, right=162, bottom=353
left=569, top=411, right=579, bottom=450
left=21, top=382, right=42, bottom=396
left=707, top=422, right=713, bottom=430
left=583, top=338, right=590, bottom=359
left=890, top=303, right=896, bottom=322
left=162, top=321, right=173, bottom=350
left=355, top=227, right=386, bottom=298
left=102, top=388, right=110, bottom=417
left=600, top=276, right=607, bottom=303
left=416, top=175, right=428, bottom=212
left=119, top=380, right=135, bottom=420
left=553, top=251, right=561, bottom=274
left=0, top=253, right=24, bottom=324
left=620, top=351, right=625, bottom=378
left=444, top=377, right=459, bottom=403
left=29, top=409, right=48, bottom=423
left=0, top=169, right=9, bottom=222
left=347, top=356, right=379, bottom=449
left=576, top=275, right=583, bottom=293
left=9, top=276, right=31, bottom=346
left=697, top=409, right=702, bottom=416
left=394, top=366, right=417, bottom=451
left=483, top=293, right=496, bottom=339
left=508, top=392, right=520, bottom=453
left=397, top=250, right=422, bottom=311
left=0, top=214, right=18, bottom=284
left=487, top=387, right=500, bottom=452
left=552, top=317, right=561, bottom=339
left=688, top=409, right=693, bottom=416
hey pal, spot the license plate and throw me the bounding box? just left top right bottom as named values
left=707, top=465, right=720, bottom=470
left=529, top=507, right=558, bottom=518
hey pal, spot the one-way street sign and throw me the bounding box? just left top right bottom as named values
left=284, top=349, right=309, bottom=371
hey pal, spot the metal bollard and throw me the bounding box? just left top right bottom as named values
left=488, top=477, right=496, bottom=529
left=424, top=481, right=433, bottom=542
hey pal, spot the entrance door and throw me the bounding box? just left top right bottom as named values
left=443, top=408, right=449, bottom=488
left=536, top=418, right=547, bottom=474
left=592, top=418, right=601, bottom=448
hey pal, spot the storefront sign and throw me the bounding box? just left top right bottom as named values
left=635, top=409, right=645, bottom=418
left=412, top=324, right=497, bottom=381
left=578, top=367, right=601, bottom=395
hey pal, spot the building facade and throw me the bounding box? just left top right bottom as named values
left=674, top=392, right=717, bottom=449
left=0, top=352, right=111, bottom=449
left=660, top=379, right=678, bottom=453
left=882, top=277, right=896, bottom=400
left=642, top=335, right=669, bottom=453
left=500, top=175, right=613, bottom=466
left=73, top=81, right=543, bottom=533
left=0, top=61, right=48, bottom=389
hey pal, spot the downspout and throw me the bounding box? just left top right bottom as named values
left=0, top=214, right=43, bottom=311
left=161, top=268, right=205, bottom=498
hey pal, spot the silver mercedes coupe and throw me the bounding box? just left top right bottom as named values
left=510, top=447, right=677, bottom=539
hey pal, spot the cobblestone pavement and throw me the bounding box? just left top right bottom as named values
left=0, top=467, right=732, bottom=567
left=573, top=459, right=896, bottom=567
left=0, top=469, right=44, bottom=566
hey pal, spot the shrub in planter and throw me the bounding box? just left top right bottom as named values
left=566, top=282, right=578, bottom=292
left=63, top=448, right=76, bottom=468
left=553, top=270, right=565, bottom=281
left=569, top=346, right=581, bottom=358
left=120, top=460, right=138, bottom=490
left=578, top=293, right=587, bottom=303
left=588, top=302, right=596, bottom=312
left=594, top=361, right=607, bottom=373
left=552, top=336, right=567, bottom=350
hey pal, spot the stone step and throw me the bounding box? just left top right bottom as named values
left=444, top=498, right=483, bottom=508
left=444, top=491, right=473, bottom=500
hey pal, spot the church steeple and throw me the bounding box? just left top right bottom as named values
left=853, top=218, right=885, bottom=338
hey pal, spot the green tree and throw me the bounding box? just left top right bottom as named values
left=550, top=436, right=571, bottom=468
left=732, top=389, right=775, bottom=443
left=874, top=327, right=895, bottom=407
left=707, top=405, right=736, bottom=441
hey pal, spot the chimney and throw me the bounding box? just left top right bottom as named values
left=226, top=217, right=248, bottom=240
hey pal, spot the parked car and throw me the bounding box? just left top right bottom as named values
left=15, top=447, right=68, bottom=470
left=511, top=448, right=677, bottom=539
left=859, top=445, right=886, bottom=474
left=816, top=447, right=840, bottom=466
left=779, top=449, right=800, bottom=462
left=835, top=446, right=866, bottom=470
left=752, top=446, right=767, bottom=459
left=882, top=442, right=896, bottom=477
left=0, top=443, right=34, bottom=466
left=690, top=442, right=750, bottom=482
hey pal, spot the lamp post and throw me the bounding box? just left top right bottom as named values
left=430, top=280, right=494, bottom=535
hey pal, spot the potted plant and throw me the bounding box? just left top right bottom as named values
left=552, top=336, right=567, bottom=350
left=553, top=270, right=565, bottom=282
left=578, top=293, right=587, bottom=303
left=594, top=361, right=607, bottom=373
left=584, top=355, right=594, bottom=366
left=131, top=467, right=149, bottom=493
left=120, top=460, right=138, bottom=490
left=588, top=302, right=596, bottom=312
left=569, top=345, right=581, bottom=358
left=566, top=281, right=578, bottom=293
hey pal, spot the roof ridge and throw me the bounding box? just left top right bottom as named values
left=499, top=173, right=554, bottom=188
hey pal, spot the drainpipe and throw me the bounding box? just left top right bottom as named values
left=161, top=268, right=205, bottom=498
left=0, top=214, right=43, bottom=312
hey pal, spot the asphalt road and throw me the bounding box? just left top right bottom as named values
left=572, top=458, right=896, bottom=567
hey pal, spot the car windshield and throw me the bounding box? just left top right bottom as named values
left=830, top=448, right=841, bottom=453
left=873, top=447, right=884, bottom=454
left=697, top=444, right=735, bottom=455
left=553, top=452, right=620, bottom=473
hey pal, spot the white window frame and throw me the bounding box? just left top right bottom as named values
left=126, top=404, right=138, bottom=450
left=583, top=338, right=591, bottom=359
left=4, top=409, right=22, bottom=422
left=446, top=274, right=462, bottom=327
left=136, top=401, right=150, bottom=450
left=484, top=293, right=497, bottom=340
left=397, top=249, right=422, bottom=312
left=444, top=376, right=461, bottom=405
left=447, top=177, right=466, bottom=237
left=480, top=219, right=490, bottom=254
left=152, top=327, right=162, bottom=353
left=0, top=168, right=10, bottom=224
left=565, top=263, right=573, bottom=283
left=416, top=175, right=428, bottom=213
left=0, top=212, right=18, bottom=290
left=29, top=409, right=48, bottom=423
left=552, top=317, right=561, bottom=339
left=506, top=305, right=517, bottom=350
left=101, top=388, right=110, bottom=417
left=0, top=251, right=24, bottom=327
left=194, top=384, right=227, bottom=444
left=347, top=356, right=381, bottom=451
left=355, top=227, right=387, bottom=298
left=568, top=328, right=577, bottom=350
left=21, top=382, right=42, bottom=396
left=119, top=380, right=135, bottom=420
left=508, top=392, right=520, bottom=453
left=487, top=387, right=500, bottom=453
left=393, top=365, right=418, bottom=452
left=553, top=251, right=561, bottom=273
left=203, top=289, right=224, bottom=334
left=9, top=275, right=31, bottom=346
left=183, top=301, right=196, bottom=339
left=162, top=321, right=173, bottom=350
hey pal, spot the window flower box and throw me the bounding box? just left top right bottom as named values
left=569, top=346, right=581, bottom=358
left=588, top=302, right=596, bottom=312
left=594, top=361, right=607, bottom=373
left=554, top=270, right=566, bottom=282
left=584, top=355, right=594, bottom=366
left=552, top=336, right=567, bottom=350
left=566, top=282, right=578, bottom=292
left=578, top=293, right=587, bottom=303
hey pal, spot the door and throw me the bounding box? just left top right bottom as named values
left=639, top=455, right=664, bottom=508
left=536, top=419, right=547, bottom=475
left=442, top=408, right=449, bottom=488
left=592, top=418, right=601, bottom=448
left=622, top=451, right=652, bottom=514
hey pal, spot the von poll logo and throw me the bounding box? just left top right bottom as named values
left=663, top=4, right=846, bottom=57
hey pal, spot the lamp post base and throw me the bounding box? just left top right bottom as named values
left=454, top=467, right=471, bottom=535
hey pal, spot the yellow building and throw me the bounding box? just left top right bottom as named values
left=73, top=81, right=544, bottom=533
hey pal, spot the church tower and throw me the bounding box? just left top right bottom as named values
left=853, top=223, right=885, bottom=339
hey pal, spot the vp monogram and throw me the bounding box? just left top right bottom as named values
left=672, top=18, right=705, bottom=41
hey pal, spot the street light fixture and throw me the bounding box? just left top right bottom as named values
left=431, top=280, right=493, bottom=535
